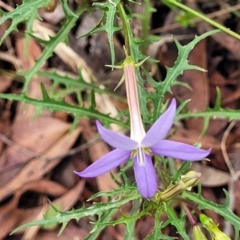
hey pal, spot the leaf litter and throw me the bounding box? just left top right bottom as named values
left=1, top=0, right=240, bottom=239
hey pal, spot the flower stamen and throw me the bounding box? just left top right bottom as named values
left=137, top=147, right=146, bottom=166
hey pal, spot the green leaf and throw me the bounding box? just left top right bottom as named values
left=177, top=107, right=240, bottom=122
left=11, top=186, right=140, bottom=235
left=0, top=93, right=128, bottom=129
left=171, top=161, right=192, bottom=183
left=124, top=199, right=142, bottom=240
left=182, top=191, right=240, bottom=240
left=37, top=70, right=124, bottom=102
left=85, top=209, right=116, bottom=240
left=24, top=13, right=36, bottom=58
left=145, top=210, right=177, bottom=240
left=21, top=5, right=87, bottom=93
left=0, top=0, right=52, bottom=45
left=153, top=29, right=220, bottom=121
left=200, top=117, right=210, bottom=137
left=165, top=206, right=190, bottom=240
left=90, top=0, right=121, bottom=66
left=61, top=0, right=78, bottom=18
left=214, top=87, right=222, bottom=110
left=43, top=202, right=63, bottom=229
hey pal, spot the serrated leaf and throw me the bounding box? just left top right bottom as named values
left=214, top=87, right=222, bottom=110
left=21, top=5, right=87, bottom=93
left=200, top=117, right=210, bottom=137
left=24, top=13, right=36, bottom=58
left=61, top=0, right=78, bottom=18
left=90, top=0, right=121, bottom=66
left=173, top=81, right=192, bottom=91
left=166, top=206, right=190, bottom=240
left=176, top=99, right=191, bottom=114
left=11, top=187, right=140, bottom=235
left=90, top=210, right=147, bottom=232
left=124, top=199, right=142, bottom=240
left=171, top=161, right=192, bottom=183
left=85, top=208, right=116, bottom=240
left=43, top=202, right=63, bottom=229
left=37, top=70, right=124, bottom=101
left=182, top=191, right=240, bottom=240
left=0, top=93, right=128, bottom=129
left=87, top=185, right=137, bottom=202
left=177, top=107, right=240, bottom=122
left=0, top=0, right=51, bottom=45
left=145, top=210, right=177, bottom=240
left=58, top=221, right=68, bottom=236
left=40, top=83, right=51, bottom=100
left=153, top=30, right=220, bottom=121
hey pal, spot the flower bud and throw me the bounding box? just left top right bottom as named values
left=192, top=225, right=208, bottom=240
left=200, top=214, right=231, bottom=240
left=160, top=181, right=186, bottom=201
left=181, top=171, right=201, bottom=190
left=152, top=181, right=186, bottom=203
left=152, top=171, right=201, bottom=203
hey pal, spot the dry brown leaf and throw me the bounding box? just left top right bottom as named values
left=0, top=179, right=67, bottom=239
left=0, top=188, right=23, bottom=239
left=32, top=20, right=122, bottom=132
left=0, top=117, right=72, bottom=186
left=136, top=215, right=155, bottom=239
left=80, top=119, right=120, bottom=200
left=157, top=36, right=177, bottom=69
left=0, top=180, right=84, bottom=239
left=234, top=180, right=240, bottom=216
left=39, top=2, right=65, bottom=24
left=202, top=187, right=220, bottom=224
left=191, top=162, right=230, bottom=187
left=20, top=180, right=85, bottom=239
left=0, top=75, right=12, bottom=92
left=15, top=39, right=50, bottom=118
left=198, top=22, right=240, bottom=61
left=16, top=38, right=43, bottom=69
left=172, top=127, right=220, bottom=150
left=21, top=179, right=68, bottom=196
left=14, top=36, right=51, bottom=120
left=4, top=117, right=70, bottom=166
left=0, top=208, right=22, bottom=239
left=222, top=88, right=240, bottom=105
left=179, top=40, right=209, bottom=132
left=210, top=71, right=236, bottom=87
left=0, top=126, right=81, bottom=202
left=35, top=222, right=88, bottom=240
left=0, top=110, right=11, bottom=158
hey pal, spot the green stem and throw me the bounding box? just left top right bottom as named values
left=166, top=0, right=240, bottom=40
left=117, top=3, right=130, bottom=54
left=141, top=0, right=151, bottom=54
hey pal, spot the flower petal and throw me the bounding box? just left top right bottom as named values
left=141, top=99, right=176, bottom=147
left=151, top=140, right=211, bottom=160
left=74, top=149, right=130, bottom=178
left=96, top=121, right=138, bottom=150
left=134, top=154, right=157, bottom=199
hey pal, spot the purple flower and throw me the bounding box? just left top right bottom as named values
left=75, top=59, right=210, bottom=199
left=74, top=99, right=210, bottom=199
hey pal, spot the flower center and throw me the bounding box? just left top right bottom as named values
left=131, top=147, right=151, bottom=166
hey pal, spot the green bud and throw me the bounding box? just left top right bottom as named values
left=200, top=214, right=231, bottom=240
left=159, top=181, right=185, bottom=201
left=181, top=171, right=201, bottom=190
left=152, top=171, right=201, bottom=203
left=193, top=225, right=208, bottom=240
